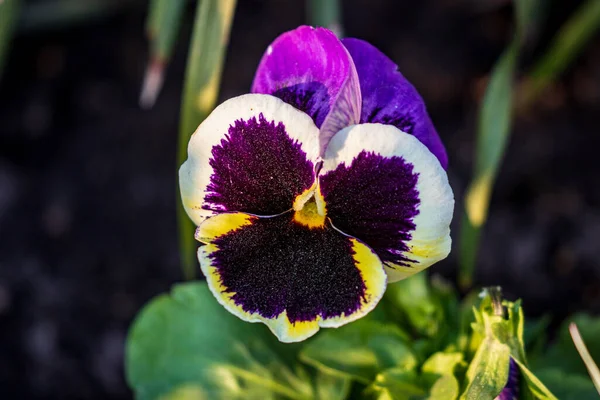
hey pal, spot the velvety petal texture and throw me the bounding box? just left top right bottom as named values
left=342, top=38, right=448, bottom=169
left=179, top=94, right=320, bottom=225
left=196, top=212, right=387, bottom=342
left=251, top=26, right=361, bottom=155
left=319, top=123, right=454, bottom=282
left=496, top=358, right=519, bottom=400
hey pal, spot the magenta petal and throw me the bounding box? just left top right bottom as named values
left=341, top=38, right=448, bottom=169
left=252, top=26, right=361, bottom=155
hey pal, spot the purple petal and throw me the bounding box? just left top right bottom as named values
left=341, top=38, right=448, bottom=169
left=252, top=26, right=361, bottom=155
left=496, top=358, right=519, bottom=400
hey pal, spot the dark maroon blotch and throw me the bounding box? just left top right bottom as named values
left=320, top=151, right=420, bottom=267
left=210, top=214, right=367, bottom=323
left=204, top=114, right=315, bottom=216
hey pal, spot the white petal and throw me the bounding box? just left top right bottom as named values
left=179, top=94, right=320, bottom=226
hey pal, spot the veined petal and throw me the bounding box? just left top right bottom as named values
left=342, top=38, right=448, bottom=169
left=251, top=26, right=361, bottom=155
left=319, top=123, right=454, bottom=283
left=179, top=94, right=319, bottom=225
left=196, top=212, right=387, bottom=343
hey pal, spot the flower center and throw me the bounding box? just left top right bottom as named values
left=292, top=184, right=327, bottom=229
left=294, top=197, right=326, bottom=229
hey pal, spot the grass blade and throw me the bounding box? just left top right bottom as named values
left=569, top=323, right=600, bottom=395
left=459, top=0, right=600, bottom=289
left=177, top=0, right=237, bottom=280
left=518, top=0, right=600, bottom=109
left=140, top=0, right=186, bottom=108
left=459, top=43, right=519, bottom=289
left=457, top=0, right=541, bottom=289
left=0, top=0, right=21, bottom=78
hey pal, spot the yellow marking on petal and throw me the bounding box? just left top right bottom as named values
left=409, top=239, right=448, bottom=260
left=293, top=199, right=326, bottom=229
left=282, top=316, right=320, bottom=341
left=195, top=213, right=255, bottom=243
left=293, top=182, right=328, bottom=229
left=350, top=238, right=387, bottom=310
left=292, top=184, right=316, bottom=211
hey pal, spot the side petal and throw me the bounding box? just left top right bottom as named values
left=251, top=26, right=361, bottom=155
left=197, top=212, right=387, bottom=343
left=342, top=38, right=448, bottom=169
left=319, top=123, right=454, bottom=283
left=179, top=94, right=319, bottom=225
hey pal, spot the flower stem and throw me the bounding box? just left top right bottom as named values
left=307, top=0, right=343, bottom=37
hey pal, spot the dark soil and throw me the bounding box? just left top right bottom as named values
left=0, top=0, right=599, bottom=398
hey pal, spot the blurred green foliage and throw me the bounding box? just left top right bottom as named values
left=126, top=275, right=592, bottom=399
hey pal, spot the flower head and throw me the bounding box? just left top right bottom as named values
left=179, top=26, right=454, bottom=342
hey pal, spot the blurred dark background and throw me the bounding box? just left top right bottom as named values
left=0, top=0, right=599, bottom=398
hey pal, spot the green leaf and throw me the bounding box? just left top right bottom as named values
left=535, top=368, right=598, bottom=400
left=177, top=0, right=237, bottom=280
left=461, top=294, right=521, bottom=399
left=513, top=358, right=558, bottom=400
left=458, top=42, right=519, bottom=288
left=460, top=329, right=511, bottom=399
left=384, top=273, right=444, bottom=339
left=367, top=352, right=463, bottom=400
left=125, top=282, right=313, bottom=400
left=0, top=0, right=21, bottom=78
left=367, top=369, right=426, bottom=400
left=300, top=319, right=417, bottom=384
left=313, top=370, right=351, bottom=400
left=422, top=352, right=464, bottom=400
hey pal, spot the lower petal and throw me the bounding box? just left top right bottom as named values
left=196, top=212, right=387, bottom=342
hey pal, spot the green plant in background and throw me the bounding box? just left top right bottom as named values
left=127, top=273, right=599, bottom=399
left=458, top=0, right=600, bottom=289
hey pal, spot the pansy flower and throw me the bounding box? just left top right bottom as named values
left=179, top=26, right=454, bottom=342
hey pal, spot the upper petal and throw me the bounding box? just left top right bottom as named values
left=179, top=94, right=319, bottom=225
left=252, top=26, right=361, bottom=155
left=197, top=212, right=387, bottom=343
left=319, top=123, right=454, bottom=282
left=342, top=38, right=448, bottom=169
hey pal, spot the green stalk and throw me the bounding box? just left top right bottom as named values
left=0, top=0, right=21, bottom=77
left=569, top=323, right=600, bottom=395
left=140, top=0, right=186, bottom=108
left=307, top=0, right=343, bottom=36
left=519, top=0, right=600, bottom=109
left=177, top=0, right=237, bottom=280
